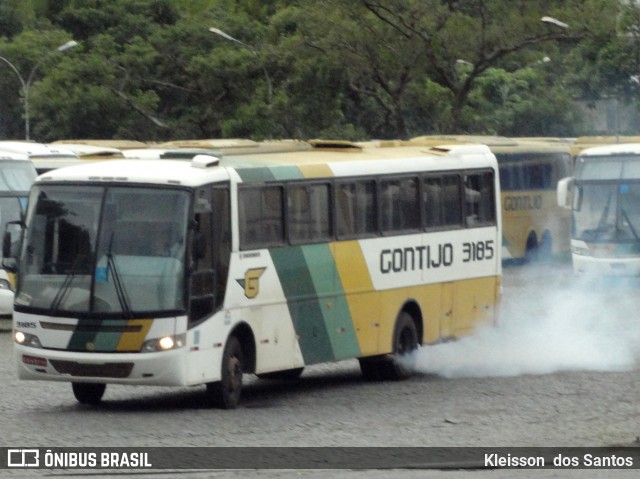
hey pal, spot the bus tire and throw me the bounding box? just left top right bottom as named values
left=72, top=382, right=106, bottom=405
left=359, top=312, right=419, bottom=381
left=256, top=367, right=304, bottom=380
left=525, top=232, right=538, bottom=262
left=206, top=335, right=244, bottom=409
left=381, top=312, right=419, bottom=380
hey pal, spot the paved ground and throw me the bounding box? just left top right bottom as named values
left=0, top=261, right=639, bottom=478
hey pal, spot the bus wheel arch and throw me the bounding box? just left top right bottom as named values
left=205, top=323, right=256, bottom=409
left=525, top=231, right=538, bottom=260
left=398, top=300, right=423, bottom=348
left=230, top=322, right=256, bottom=374
left=359, top=303, right=421, bottom=381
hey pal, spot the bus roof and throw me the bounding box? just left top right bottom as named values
left=122, top=148, right=222, bottom=160
left=577, top=143, right=640, bottom=157
left=50, top=139, right=148, bottom=149
left=37, top=144, right=496, bottom=187
left=410, top=135, right=518, bottom=147
left=0, top=141, right=78, bottom=160
left=409, top=135, right=570, bottom=153
left=48, top=143, right=125, bottom=159
left=157, top=139, right=312, bottom=156
left=0, top=150, right=30, bottom=161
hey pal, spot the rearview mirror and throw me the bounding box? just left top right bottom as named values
left=2, top=221, right=24, bottom=273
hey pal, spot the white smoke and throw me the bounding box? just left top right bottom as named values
left=413, top=266, right=640, bottom=378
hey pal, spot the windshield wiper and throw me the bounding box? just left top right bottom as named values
left=106, top=233, right=132, bottom=318
left=621, top=207, right=640, bottom=243
left=50, top=255, right=92, bottom=313
left=590, top=191, right=614, bottom=241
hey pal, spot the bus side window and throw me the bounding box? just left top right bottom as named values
left=381, top=177, right=420, bottom=233
left=424, top=176, right=443, bottom=228
left=464, top=171, right=495, bottom=227
left=239, top=185, right=284, bottom=249
left=288, top=183, right=332, bottom=243
left=336, top=180, right=377, bottom=238
left=442, top=174, right=462, bottom=227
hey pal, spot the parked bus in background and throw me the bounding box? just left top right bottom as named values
left=409, top=136, right=572, bottom=262
left=558, top=143, right=640, bottom=275
left=5, top=141, right=501, bottom=408
left=122, top=139, right=312, bottom=160
left=0, top=150, right=37, bottom=324
left=570, top=136, right=640, bottom=158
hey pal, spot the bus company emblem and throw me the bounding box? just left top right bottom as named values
left=237, top=267, right=267, bottom=299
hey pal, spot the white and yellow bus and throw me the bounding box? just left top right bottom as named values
left=6, top=142, right=501, bottom=408
left=410, top=136, right=572, bottom=262
left=558, top=143, right=640, bottom=275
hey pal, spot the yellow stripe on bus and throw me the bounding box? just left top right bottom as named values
left=116, top=319, right=153, bottom=352
left=299, top=163, right=334, bottom=178
left=331, top=240, right=379, bottom=355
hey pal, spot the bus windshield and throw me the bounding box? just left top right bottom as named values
left=16, top=185, right=190, bottom=316
left=574, top=183, right=640, bottom=243
left=0, top=160, right=37, bottom=192
left=575, top=155, right=640, bottom=180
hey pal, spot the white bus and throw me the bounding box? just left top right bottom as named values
left=0, top=151, right=37, bottom=321
left=6, top=142, right=501, bottom=408
left=0, top=141, right=79, bottom=175
left=558, top=143, right=640, bottom=275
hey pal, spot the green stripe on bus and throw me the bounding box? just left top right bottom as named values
left=92, top=320, right=125, bottom=351
left=270, top=244, right=360, bottom=364
left=270, top=165, right=304, bottom=180
left=235, top=167, right=276, bottom=182
left=236, top=165, right=304, bottom=182
left=270, top=246, right=333, bottom=364
left=300, top=245, right=361, bottom=361
left=67, top=320, right=126, bottom=352
left=67, top=320, right=101, bottom=351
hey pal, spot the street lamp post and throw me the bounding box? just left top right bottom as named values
left=0, top=40, right=78, bottom=140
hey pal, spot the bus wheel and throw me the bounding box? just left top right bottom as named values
left=206, top=336, right=244, bottom=409
left=525, top=233, right=538, bottom=262
left=72, top=382, right=106, bottom=405
left=382, top=312, right=419, bottom=380
left=256, top=367, right=304, bottom=380
left=360, top=312, right=419, bottom=381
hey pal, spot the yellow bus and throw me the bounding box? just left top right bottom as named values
left=410, top=136, right=573, bottom=262
left=6, top=142, right=501, bottom=408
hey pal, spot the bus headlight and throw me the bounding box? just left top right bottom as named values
left=0, top=278, right=13, bottom=291
left=141, top=333, right=186, bottom=353
left=15, top=331, right=43, bottom=348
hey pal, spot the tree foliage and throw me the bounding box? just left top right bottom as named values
left=0, top=0, right=633, bottom=141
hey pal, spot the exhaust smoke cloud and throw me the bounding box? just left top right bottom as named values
left=413, top=267, right=640, bottom=379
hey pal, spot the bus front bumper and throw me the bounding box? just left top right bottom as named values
left=15, top=345, right=188, bottom=386
left=572, top=254, right=640, bottom=276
